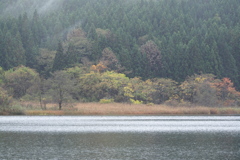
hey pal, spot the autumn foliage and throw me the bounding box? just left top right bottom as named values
left=0, top=66, right=240, bottom=112
left=213, top=78, right=240, bottom=105
left=178, top=74, right=240, bottom=106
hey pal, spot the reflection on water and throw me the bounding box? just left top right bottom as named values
left=0, top=116, right=239, bottom=160
left=0, top=116, right=240, bottom=133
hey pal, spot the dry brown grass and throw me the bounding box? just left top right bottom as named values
left=22, top=102, right=240, bottom=116
left=25, top=110, right=65, bottom=116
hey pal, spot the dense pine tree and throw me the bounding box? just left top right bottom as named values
left=66, top=43, right=79, bottom=67
left=0, top=0, right=239, bottom=89
left=4, top=31, right=25, bottom=69
left=52, top=41, right=66, bottom=72
left=0, top=29, right=4, bottom=68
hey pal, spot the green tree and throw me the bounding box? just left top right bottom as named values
left=99, top=71, right=129, bottom=101
left=65, top=28, right=93, bottom=63
left=4, top=66, right=39, bottom=98
left=52, top=41, right=66, bottom=71
left=4, top=31, right=26, bottom=69
left=19, top=13, right=30, bottom=49
left=78, top=71, right=102, bottom=102
left=0, top=67, right=4, bottom=86
left=25, top=32, right=39, bottom=68
left=66, top=42, right=79, bottom=67
left=0, top=29, right=4, bottom=68
left=0, top=87, right=12, bottom=112
left=87, top=23, right=98, bottom=40
left=36, top=48, right=56, bottom=77
left=46, top=71, right=75, bottom=110
left=14, top=32, right=26, bottom=66
left=150, top=78, right=178, bottom=104
left=193, top=81, right=218, bottom=106
left=26, top=76, right=48, bottom=110
left=231, top=26, right=240, bottom=89
left=179, top=74, right=217, bottom=105
left=186, top=37, right=204, bottom=75
left=31, top=10, right=42, bottom=45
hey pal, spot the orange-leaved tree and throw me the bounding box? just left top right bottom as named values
left=213, top=77, right=240, bottom=106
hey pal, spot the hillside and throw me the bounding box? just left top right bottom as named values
left=0, top=0, right=239, bottom=83
left=0, top=0, right=240, bottom=111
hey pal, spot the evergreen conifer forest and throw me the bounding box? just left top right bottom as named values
left=0, top=0, right=240, bottom=112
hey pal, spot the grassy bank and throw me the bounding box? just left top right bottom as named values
left=18, top=102, right=240, bottom=116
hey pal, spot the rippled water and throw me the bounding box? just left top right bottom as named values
left=0, top=116, right=239, bottom=160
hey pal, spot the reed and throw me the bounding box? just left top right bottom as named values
left=22, top=102, right=240, bottom=116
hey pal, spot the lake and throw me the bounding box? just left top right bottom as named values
left=0, top=116, right=239, bottom=160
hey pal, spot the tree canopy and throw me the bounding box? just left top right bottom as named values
left=0, top=0, right=240, bottom=109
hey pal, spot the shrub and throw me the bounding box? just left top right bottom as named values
left=0, top=87, right=12, bottom=111
left=7, top=104, right=25, bottom=115
left=4, top=66, right=39, bottom=98
left=164, top=99, right=179, bottom=107
left=147, top=103, right=155, bottom=106
left=100, top=98, right=114, bottom=103
left=193, top=82, right=218, bottom=106
left=130, top=99, right=143, bottom=104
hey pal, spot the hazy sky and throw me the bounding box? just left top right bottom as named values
left=1, top=0, right=64, bottom=17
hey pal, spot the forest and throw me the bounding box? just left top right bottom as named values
left=0, top=0, right=240, bottom=112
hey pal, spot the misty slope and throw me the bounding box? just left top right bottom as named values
left=0, top=0, right=64, bottom=16
left=0, top=0, right=240, bottom=89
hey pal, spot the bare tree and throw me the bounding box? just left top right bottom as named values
left=100, top=47, right=123, bottom=72
left=46, top=71, right=75, bottom=110
left=140, top=40, right=162, bottom=72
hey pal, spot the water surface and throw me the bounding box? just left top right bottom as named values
left=0, top=116, right=239, bottom=160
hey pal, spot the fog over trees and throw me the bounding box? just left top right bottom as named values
left=0, top=0, right=240, bottom=110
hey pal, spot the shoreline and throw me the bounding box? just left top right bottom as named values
left=1, top=102, right=240, bottom=116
